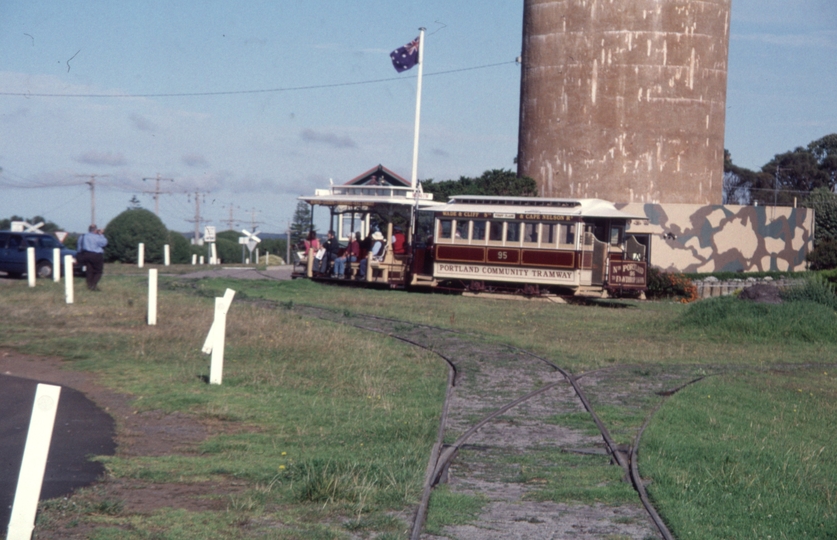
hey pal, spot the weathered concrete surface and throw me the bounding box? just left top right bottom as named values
left=518, top=0, right=731, bottom=205
left=619, top=203, right=814, bottom=272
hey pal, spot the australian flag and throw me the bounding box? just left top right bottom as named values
left=390, top=36, right=420, bottom=72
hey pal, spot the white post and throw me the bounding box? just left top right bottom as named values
left=191, top=254, right=197, bottom=265
left=202, top=288, right=236, bottom=385
left=163, top=244, right=170, bottom=266
left=410, top=27, right=426, bottom=188
left=210, top=243, right=218, bottom=265
left=52, top=248, right=60, bottom=283
left=246, top=257, right=250, bottom=265
left=148, top=269, right=158, bottom=326
left=6, top=384, right=62, bottom=540
left=64, top=255, right=74, bottom=304
left=138, top=243, right=145, bottom=268
left=255, top=248, right=259, bottom=264
left=199, top=255, right=205, bottom=265
left=266, top=251, right=269, bottom=266
left=26, top=247, right=36, bottom=287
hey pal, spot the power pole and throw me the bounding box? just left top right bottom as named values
left=221, top=204, right=239, bottom=231
left=186, top=191, right=209, bottom=244
left=76, top=174, right=110, bottom=226
left=142, top=174, right=174, bottom=216
left=246, top=207, right=264, bottom=233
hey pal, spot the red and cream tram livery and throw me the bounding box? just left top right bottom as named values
left=423, top=196, right=648, bottom=296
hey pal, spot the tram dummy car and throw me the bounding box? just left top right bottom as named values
left=292, top=186, right=648, bottom=297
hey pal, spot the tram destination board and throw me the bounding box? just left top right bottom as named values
left=608, top=261, right=647, bottom=288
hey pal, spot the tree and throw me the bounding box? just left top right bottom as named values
left=103, top=208, right=168, bottom=263
left=290, top=201, right=314, bottom=248
left=168, top=231, right=201, bottom=264
left=421, top=169, right=537, bottom=202
left=215, top=230, right=243, bottom=263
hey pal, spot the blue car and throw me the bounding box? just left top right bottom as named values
left=0, top=231, right=80, bottom=279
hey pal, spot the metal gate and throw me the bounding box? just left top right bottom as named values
left=590, top=235, right=607, bottom=286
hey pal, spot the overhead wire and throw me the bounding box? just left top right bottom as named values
left=0, top=61, right=517, bottom=99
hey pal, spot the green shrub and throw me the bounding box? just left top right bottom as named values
left=780, top=274, right=837, bottom=310
left=806, top=237, right=837, bottom=270
left=167, top=231, right=201, bottom=264
left=103, top=209, right=168, bottom=263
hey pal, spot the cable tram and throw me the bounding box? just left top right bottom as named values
left=293, top=184, right=648, bottom=297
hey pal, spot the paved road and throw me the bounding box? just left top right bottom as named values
left=0, top=375, right=115, bottom=528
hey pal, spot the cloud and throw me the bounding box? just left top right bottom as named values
left=75, top=151, right=128, bottom=167
left=130, top=113, right=157, bottom=132
left=182, top=153, right=208, bottom=167
left=300, top=128, right=357, bottom=149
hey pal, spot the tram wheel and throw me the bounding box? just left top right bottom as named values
left=468, top=280, right=485, bottom=292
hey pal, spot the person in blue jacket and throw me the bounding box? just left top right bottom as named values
left=77, top=224, right=108, bottom=291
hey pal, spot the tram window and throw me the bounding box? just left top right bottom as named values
left=506, top=222, right=520, bottom=243
left=472, top=220, right=487, bottom=241
left=439, top=219, right=453, bottom=240
left=523, top=223, right=538, bottom=244
left=455, top=220, right=469, bottom=241
left=542, top=223, right=556, bottom=246
left=560, top=224, right=576, bottom=246
left=488, top=221, right=504, bottom=242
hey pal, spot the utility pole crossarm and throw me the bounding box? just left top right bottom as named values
left=142, top=174, right=175, bottom=216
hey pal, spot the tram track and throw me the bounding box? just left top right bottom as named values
left=275, top=302, right=669, bottom=539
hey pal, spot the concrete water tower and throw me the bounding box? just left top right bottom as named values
left=517, top=0, right=731, bottom=204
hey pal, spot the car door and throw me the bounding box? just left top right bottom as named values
left=0, top=233, right=10, bottom=273
left=4, top=234, right=27, bottom=274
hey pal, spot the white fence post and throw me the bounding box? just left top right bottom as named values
left=148, top=269, right=158, bottom=325
left=210, top=243, right=218, bottom=265
left=199, top=255, right=205, bottom=265
left=53, top=248, right=60, bottom=283
left=26, top=247, right=36, bottom=287
left=64, top=255, right=74, bottom=304
left=202, top=288, right=236, bottom=385
left=163, top=244, right=170, bottom=266
left=191, top=254, right=197, bottom=265
left=138, top=243, right=145, bottom=268
left=6, top=383, right=62, bottom=540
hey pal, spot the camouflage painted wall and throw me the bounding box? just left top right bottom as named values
left=617, top=203, right=814, bottom=272
left=518, top=0, right=730, bottom=204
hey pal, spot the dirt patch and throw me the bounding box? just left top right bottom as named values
left=0, top=349, right=249, bottom=536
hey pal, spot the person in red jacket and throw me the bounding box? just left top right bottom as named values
left=392, top=226, right=406, bottom=255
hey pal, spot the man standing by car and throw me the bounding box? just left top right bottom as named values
left=77, top=225, right=107, bottom=291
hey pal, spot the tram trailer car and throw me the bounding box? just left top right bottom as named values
left=413, top=196, right=648, bottom=297
left=293, top=186, right=648, bottom=297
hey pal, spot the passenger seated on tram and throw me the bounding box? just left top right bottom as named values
left=392, top=226, right=406, bottom=255
left=333, top=232, right=360, bottom=278
left=357, top=231, right=385, bottom=280
left=317, top=230, right=340, bottom=276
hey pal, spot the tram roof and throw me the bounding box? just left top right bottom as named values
left=437, top=196, right=647, bottom=220
left=298, top=184, right=443, bottom=210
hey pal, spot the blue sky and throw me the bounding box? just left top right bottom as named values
left=1, top=0, right=835, bottom=234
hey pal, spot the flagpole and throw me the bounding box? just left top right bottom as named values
left=410, top=27, right=426, bottom=188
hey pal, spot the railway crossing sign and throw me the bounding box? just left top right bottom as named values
left=239, top=229, right=261, bottom=253
left=11, top=221, right=45, bottom=234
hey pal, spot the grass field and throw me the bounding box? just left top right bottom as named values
left=2, top=268, right=836, bottom=538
